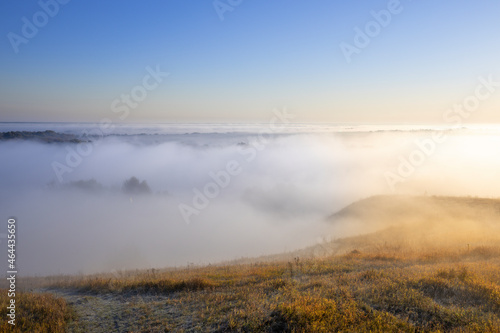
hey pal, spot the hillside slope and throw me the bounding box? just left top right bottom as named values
left=13, top=195, right=500, bottom=332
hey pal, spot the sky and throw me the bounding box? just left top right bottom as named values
left=0, top=0, right=499, bottom=123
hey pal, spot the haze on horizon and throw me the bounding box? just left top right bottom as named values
left=1, top=1, right=499, bottom=124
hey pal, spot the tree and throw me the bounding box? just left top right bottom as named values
left=122, top=177, right=151, bottom=195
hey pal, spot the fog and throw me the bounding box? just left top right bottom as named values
left=1, top=124, right=500, bottom=275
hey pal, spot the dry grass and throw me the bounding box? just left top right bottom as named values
left=0, top=289, right=73, bottom=333
left=21, top=244, right=500, bottom=332
left=15, top=195, right=500, bottom=331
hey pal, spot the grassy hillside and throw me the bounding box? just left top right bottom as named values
left=14, top=195, right=500, bottom=332
left=322, top=195, right=500, bottom=254
left=31, top=245, right=500, bottom=332
left=329, top=195, right=500, bottom=224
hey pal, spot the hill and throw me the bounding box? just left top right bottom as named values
left=6, top=195, right=500, bottom=332
left=329, top=195, right=500, bottom=224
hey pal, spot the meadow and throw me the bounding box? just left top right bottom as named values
left=4, top=195, right=500, bottom=332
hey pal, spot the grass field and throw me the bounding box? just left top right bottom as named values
left=19, top=244, right=500, bottom=332
left=6, top=195, right=500, bottom=332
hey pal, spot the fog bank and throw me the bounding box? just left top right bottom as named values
left=1, top=125, right=499, bottom=275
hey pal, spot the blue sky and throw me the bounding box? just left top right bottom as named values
left=0, top=0, right=499, bottom=123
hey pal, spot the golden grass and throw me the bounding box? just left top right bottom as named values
left=22, top=244, right=500, bottom=332
left=10, top=195, right=500, bottom=331
left=0, top=289, right=73, bottom=333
